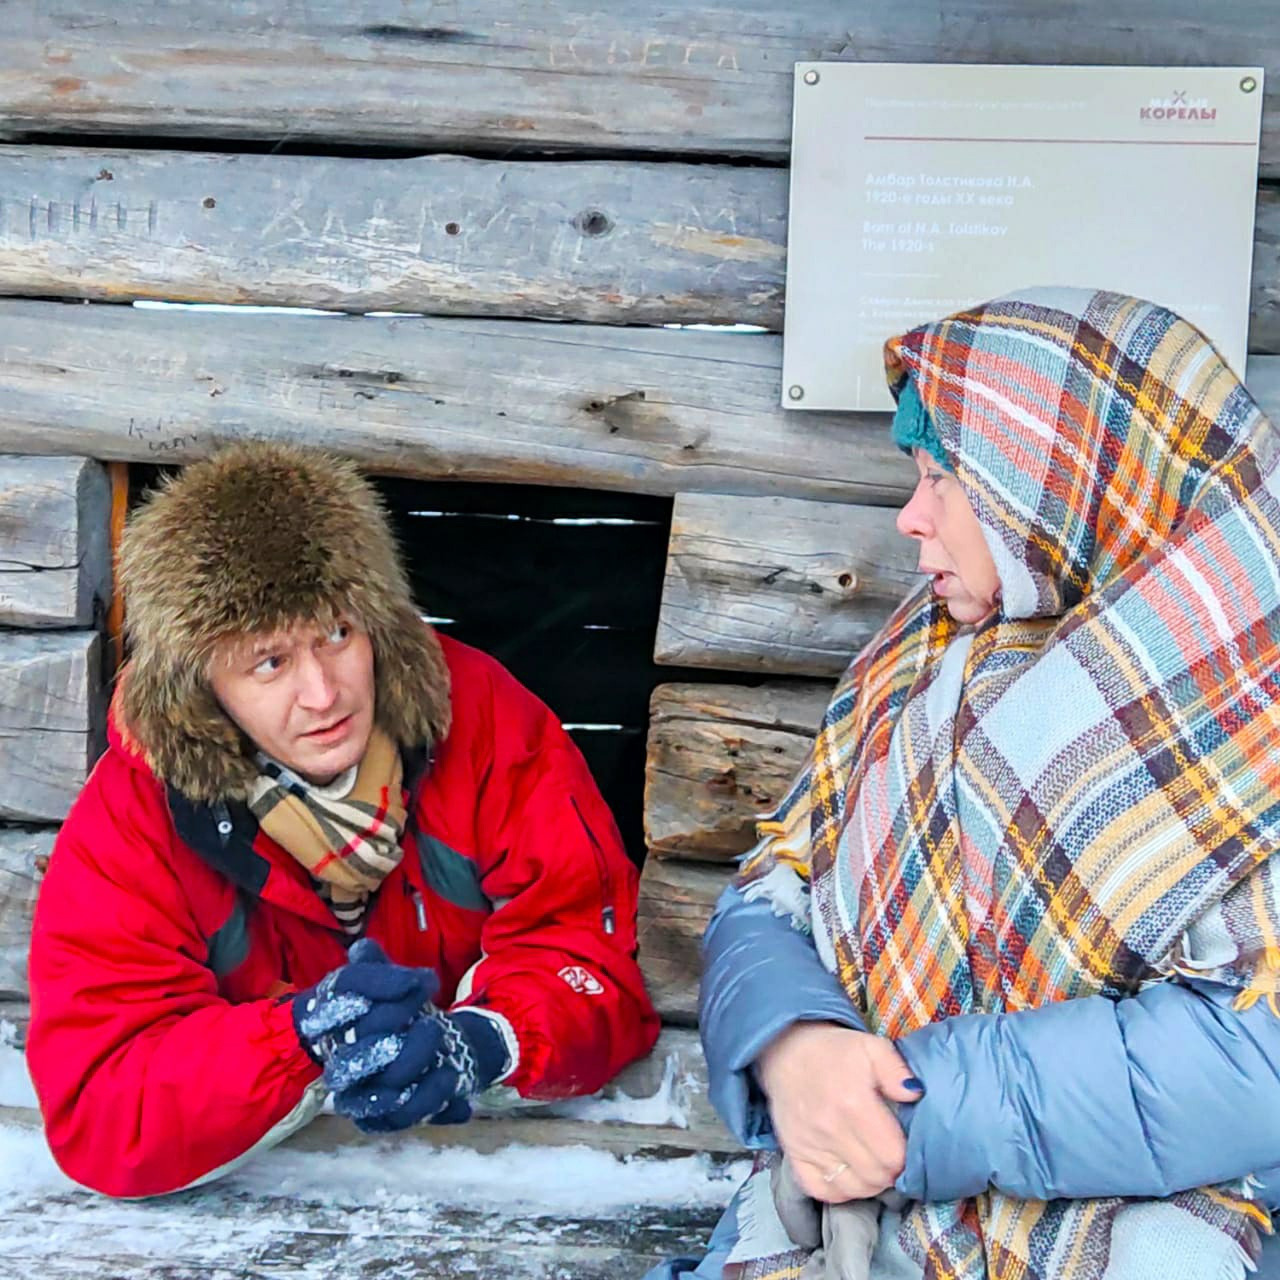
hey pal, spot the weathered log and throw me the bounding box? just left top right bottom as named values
left=637, top=856, right=735, bottom=1027
left=656, top=492, right=918, bottom=676
left=0, top=148, right=786, bottom=328
left=4, top=301, right=1277, bottom=507
left=0, top=1000, right=29, bottom=1048
left=2, top=149, right=1279, bottom=349
left=0, top=1103, right=732, bottom=1280
left=3, top=4, right=1280, bottom=177
left=0, top=631, right=105, bottom=823
left=526, top=1025, right=728, bottom=1150
left=0, top=298, right=916, bottom=505
left=0, top=830, right=54, bottom=1002
left=646, top=683, right=831, bottom=862
left=0, top=456, right=111, bottom=628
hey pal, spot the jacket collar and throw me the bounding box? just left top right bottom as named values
left=166, top=743, right=433, bottom=928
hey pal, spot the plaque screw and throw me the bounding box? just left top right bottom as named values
left=803, top=70, right=820, bottom=86
left=788, top=384, right=805, bottom=401
left=1241, top=75, right=1258, bottom=93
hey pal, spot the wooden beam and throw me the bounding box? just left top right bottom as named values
left=0, top=298, right=915, bottom=505
left=646, top=683, right=830, bottom=862
left=637, top=857, right=734, bottom=1027
left=0, top=1104, right=732, bottom=1279
left=0, top=830, right=54, bottom=1002
left=3, top=300, right=1277, bottom=507
left=0, top=148, right=786, bottom=328
left=4, top=5, right=1280, bottom=176
left=0, top=456, right=111, bottom=628
left=657, top=492, right=918, bottom=676
left=519, top=1026, right=730, bottom=1151
left=0, top=631, right=105, bottom=823
left=2, top=150, right=1279, bottom=349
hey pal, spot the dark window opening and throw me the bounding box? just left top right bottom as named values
left=128, top=466, right=736, bottom=861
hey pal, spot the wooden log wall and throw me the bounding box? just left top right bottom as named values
left=3, top=3, right=1280, bottom=1164
left=639, top=683, right=830, bottom=1022
left=0, top=456, right=109, bottom=1045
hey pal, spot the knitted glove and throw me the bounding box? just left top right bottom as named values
left=327, top=1007, right=510, bottom=1132
left=292, top=938, right=437, bottom=1065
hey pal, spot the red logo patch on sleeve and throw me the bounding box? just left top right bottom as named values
left=558, top=965, right=605, bottom=996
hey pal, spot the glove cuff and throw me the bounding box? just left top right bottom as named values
left=290, top=987, right=326, bottom=1066
left=451, top=1008, right=515, bottom=1091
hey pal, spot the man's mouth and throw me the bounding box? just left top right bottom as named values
left=304, top=714, right=352, bottom=741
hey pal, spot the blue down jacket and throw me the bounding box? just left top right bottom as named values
left=646, top=887, right=1280, bottom=1279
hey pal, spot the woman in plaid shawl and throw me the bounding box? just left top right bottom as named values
left=651, top=288, right=1280, bottom=1280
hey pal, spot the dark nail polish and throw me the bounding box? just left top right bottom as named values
left=903, top=1076, right=925, bottom=1093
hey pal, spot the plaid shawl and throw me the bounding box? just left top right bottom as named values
left=733, top=288, right=1280, bottom=1280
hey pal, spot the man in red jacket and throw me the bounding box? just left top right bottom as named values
left=26, top=441, right=659, bottom=1198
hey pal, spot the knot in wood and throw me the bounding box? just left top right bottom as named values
left=837, top=571, right=858, bottom=592
left=574, top=209, right=613, bottom=238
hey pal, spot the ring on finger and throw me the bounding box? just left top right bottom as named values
left=822, top=1162, right=850, bottom=1184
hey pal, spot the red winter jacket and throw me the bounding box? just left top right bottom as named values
left=26, top=636, right=658, bottom=1198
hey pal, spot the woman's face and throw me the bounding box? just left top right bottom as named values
left=896, top=450, right=1001, bottom=624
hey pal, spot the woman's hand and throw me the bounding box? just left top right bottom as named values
left=756, top=1022, right=922, bottom=1203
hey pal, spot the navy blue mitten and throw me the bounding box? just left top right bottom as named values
left=327, top=1007, right=510, bottom=1132
left=292, top=938, right=438, bottom=1065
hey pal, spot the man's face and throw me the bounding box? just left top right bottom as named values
left=208, top=618, right=376, bottom=785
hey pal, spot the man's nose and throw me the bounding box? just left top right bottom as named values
left=295, top=652, right=338, bottom=710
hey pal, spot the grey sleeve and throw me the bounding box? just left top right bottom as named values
left=699, top=885, right=865, bottom=1148
left=895, top=978, right=1280, bottom=1203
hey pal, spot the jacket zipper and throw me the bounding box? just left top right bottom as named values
left=401, top=876, right=428, bottom=932
left=571, top=795, right=616, bottom=935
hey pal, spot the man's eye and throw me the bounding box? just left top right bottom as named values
left=254, top=655, right=284, bottom=676
left=326, top=623, right=350, bottom=645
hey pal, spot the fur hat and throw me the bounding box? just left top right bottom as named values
left=119, top=441, right=451, bottom=804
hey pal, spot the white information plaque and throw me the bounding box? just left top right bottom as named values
left=782, top=64, right=1264, bottom=410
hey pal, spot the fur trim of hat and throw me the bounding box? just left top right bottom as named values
left=119, top=441, right=451, bottom=804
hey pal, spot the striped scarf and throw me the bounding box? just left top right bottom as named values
left=733, top=289, right=1280, bottom=1280
left=248, top=727, right=407, bottom=935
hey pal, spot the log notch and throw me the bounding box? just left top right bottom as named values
left=645, top=682, right=830, bottom=862
left=0, top=456, right=111, bottom=628
left=0, top=829, right=54, bottom=1003
left=4, top=5, right=1280, bottom=177
left=656, top=492, right=919, bottom=676
left=0, top=631, right=106, bottom=823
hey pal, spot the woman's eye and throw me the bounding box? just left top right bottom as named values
left=327, top=623, right=350, bottom=645
left=254, top=655, right=283, bottom=677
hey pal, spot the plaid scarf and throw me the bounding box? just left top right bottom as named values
left=248, top=726, right=407, bottom=935
left=733, top=289, right=1280, bottom=1280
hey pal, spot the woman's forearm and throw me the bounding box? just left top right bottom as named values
left=894, top=978, right=1280, bottom=1202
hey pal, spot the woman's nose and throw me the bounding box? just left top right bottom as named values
left=896, top=480, right=932, bottom=540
